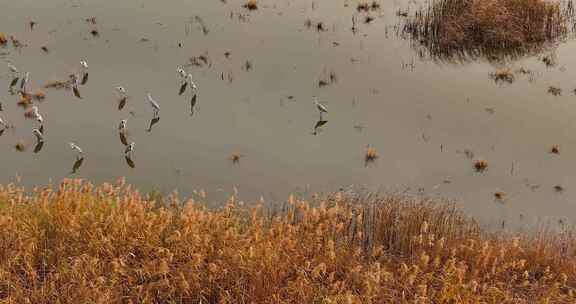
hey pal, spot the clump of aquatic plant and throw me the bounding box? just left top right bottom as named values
left=490, top=68, right=515, bottom=84
left=14, top=140, right=26, bottom=152
left=474, top=159, right=488, bottom=172
left=243, top=0, right=258, bottom=10
left=403, top=0, right=575, bottom=63
left=548, top=86, right=562, bottom=96
left=365, top=145, right=378, bottom=164
left=1, top=178, right=576, bottom=303
left=0, top=32, right=7, bottom=46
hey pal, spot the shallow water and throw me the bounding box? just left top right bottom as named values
left=1, top=0, right=576, bottom=229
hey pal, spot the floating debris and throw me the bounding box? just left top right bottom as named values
left=364, top=16, right=375, bottom=24
left=86, top=17, right=97, bottom=24
left=473, top=159, right=488, bottom=172
left=90, top=29, right=99, bottom=37
left=41, top=46, right=49, bottom=53
left=554, top=185, right=564, bottom=192
left=494, top=191, right=505, bottom=201
left=0, top=32, right=7, bottom=46
left=29, top=21, right=36, bottom=30
left=551, top=144, right=560, bottom=154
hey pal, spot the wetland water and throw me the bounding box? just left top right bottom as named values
left=1, top=0, right=576, bottom=228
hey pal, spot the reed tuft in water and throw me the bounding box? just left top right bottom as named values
left=403, top=0, right=575, bottom=63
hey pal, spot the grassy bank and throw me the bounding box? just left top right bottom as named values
left=0, top=179, right=575, bottom=303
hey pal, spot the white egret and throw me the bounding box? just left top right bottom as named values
left=146, top=92, right=160, bottom=114
left=119, top=119, right=127, bottom=131
left=69, top=142, right=83, bottom=155
left=313, top=96, right=328, bottom=119
left=7, top=62, right=18, bottom=74
left=187, top=73, right=198, bottom=91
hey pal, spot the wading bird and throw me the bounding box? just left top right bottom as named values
left=20, top=72, right=29, bottom=92
left=69, top=142, right=83, bottom=158
left=313, top=96, right=328, bottom=119
left=119, top=119, right=127, bottom=132
left=7, top=62, right=18, bottom=74
left=146, top=92, right=160, bottom=115
left=116, top=86, right=127, bottom=96
left=187, top=73, right=198, bottom=91
left=177, top=66, right=187, bottom=79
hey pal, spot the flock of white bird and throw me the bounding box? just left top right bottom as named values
left=0, top=59, right=329, bottom=171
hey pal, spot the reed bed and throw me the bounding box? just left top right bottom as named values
left=403, top=0, right=575, bottom=63
left=0, top=178, right=575, bottom=303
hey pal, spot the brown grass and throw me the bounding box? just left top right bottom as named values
left=403, top=0, right=574, bottom=62
left=0, top=179, right=575, bottom=302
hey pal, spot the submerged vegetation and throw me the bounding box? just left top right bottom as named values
left=403, top=0, right=575, bottom=63
left=0, top=179, right=575, bottom=303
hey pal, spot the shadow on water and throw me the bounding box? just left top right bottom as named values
left=81, top=73, right=89, bottom=85
left=118, top=97, right=127, bottom=110
left=125, top=156, right=135, bottom=168
left=9, top=77, right=19, bottom=88
left=119, top=132, right=128, bottom=146
left=190, top=94, right=197, bottom=115
left=72, top=86, right=82, bottom=99
left=33, top=141, right=44, bottom=153
left=147, top=116, right=160, bottom=132
left=179, top=81, right=188, bottom=96
left=312, top=119, right=328, bottom=135
left=71, top=157, right=84, bottom=174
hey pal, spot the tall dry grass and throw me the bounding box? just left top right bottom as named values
left=0, top=178, right=575, bottom=303
left=403, top=0, right=575, bottom=63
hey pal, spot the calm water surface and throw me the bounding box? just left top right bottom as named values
left=2, top=0, right=576, bottom=228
